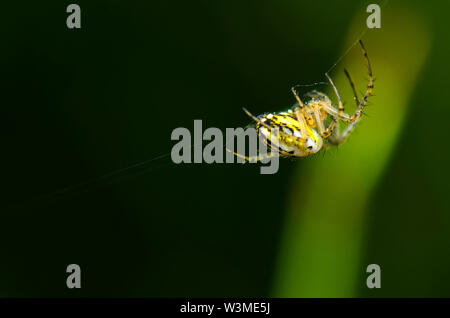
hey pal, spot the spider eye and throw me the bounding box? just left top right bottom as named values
left=307, top=146, right=313, bottom=150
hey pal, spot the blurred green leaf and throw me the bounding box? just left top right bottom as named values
left=274, top=5, right=431, bottom=297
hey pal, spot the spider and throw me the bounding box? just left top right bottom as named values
left=231, top=40, right=373, bottom=163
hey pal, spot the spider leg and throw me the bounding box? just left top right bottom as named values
left=328, top=40, right=374, bottom=145
left=321, top=112, right=340, bottom=138
left=325, top=72, right=344, bottom=119
left=317, top=68, right=360, bottom=125
left=303, top=92, right=342, bottom=138
left=315, top=71, right=345, bottom=138
left=225, top=147, right=279, bottom=163
left=348, top=40, right=374, bottom=122
left=309, top=103, right=329, bottom=138
left=320, top=69, right=348, bottom=139
left=242, top=108, right=275, bottom=132
left=289, top=88, right=313, bottom=143
left=293, top=108, right=310, bottom=142
left=344, top=68, right=360, bottom=107
left=291, top=86, right=306, bottom=109
left=328, top=120, right=359, bottom=145
left=320, top=103, right=352, bottom=121
left=293, top=87, right=342, bottom=139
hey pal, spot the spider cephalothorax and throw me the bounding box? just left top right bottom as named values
left=232, top=40, right=373, bottom=163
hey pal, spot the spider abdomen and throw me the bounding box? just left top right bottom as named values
left=256, top=112, right=323, bottom=157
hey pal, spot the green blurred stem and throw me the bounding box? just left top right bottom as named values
left=273, top=7, right=430, bottom=297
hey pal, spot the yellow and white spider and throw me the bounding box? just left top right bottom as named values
left=232, top=40, right=374, bottom=162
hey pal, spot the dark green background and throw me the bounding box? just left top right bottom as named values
left=1, top=0, right=449, bottom=297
